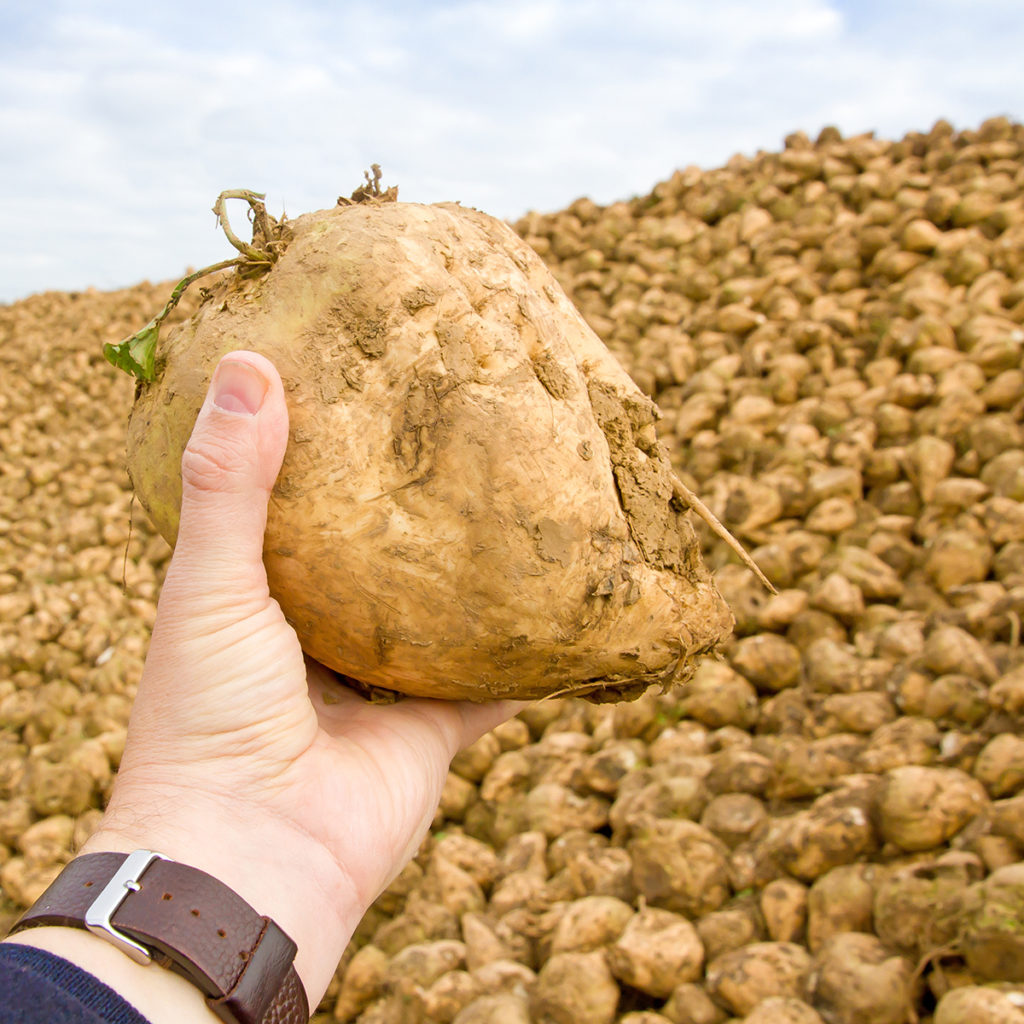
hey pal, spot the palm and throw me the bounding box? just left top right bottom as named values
left=281, top=659, right=509, bottom=905
left=118, top=594, right=511, bottom=912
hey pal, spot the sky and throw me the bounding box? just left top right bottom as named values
left=0, top=0, right=1021, bottom=304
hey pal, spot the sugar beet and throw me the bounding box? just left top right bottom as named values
left=125, top=198, right=732, bottom=700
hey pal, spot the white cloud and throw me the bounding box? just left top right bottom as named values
left=0, top=0, right=1020, bottom=302
left=439, top=0, right=562, bottom=42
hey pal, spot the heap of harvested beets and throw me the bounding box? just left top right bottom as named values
left=2, top=117, right=1023, bottom=1023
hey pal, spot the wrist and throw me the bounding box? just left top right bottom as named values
left=5, top=842, right=324, bottom=1023
left=79, top=793, right=363, bottom=1010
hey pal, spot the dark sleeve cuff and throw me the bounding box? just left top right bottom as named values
left=0, top=943, right=153, bottom=1024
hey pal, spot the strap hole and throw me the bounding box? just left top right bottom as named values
left=83, top=881, right=94, bottom=888
left=217, top=929, right=226, bottom=938
left=191, top=909, right=200, bottom=917
left=162, top=893, right=173, bottom=901
left=240, top=951, right=250, bottom=962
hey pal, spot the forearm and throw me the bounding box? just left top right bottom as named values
left=4, top=799, right=365, bottom=1023
left=4, top=926, right=221, bottom=1024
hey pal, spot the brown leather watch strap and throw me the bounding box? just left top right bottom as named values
left=10, top=852, right=309, bottom=1024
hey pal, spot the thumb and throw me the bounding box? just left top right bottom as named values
left=169, top=351, right=289, bottom=601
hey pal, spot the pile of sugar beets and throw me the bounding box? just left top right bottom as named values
left=0, top=116, right=1022, bottom=1023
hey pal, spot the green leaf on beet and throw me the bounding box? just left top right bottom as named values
left=103, top=321, right=159, bottom=381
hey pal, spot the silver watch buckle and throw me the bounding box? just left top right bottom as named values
left=84, top=849, right=170, bottom=965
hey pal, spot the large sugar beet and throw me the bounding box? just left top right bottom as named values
left=125, top=199, right=731, bottom=701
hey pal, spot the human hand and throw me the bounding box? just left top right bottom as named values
left=13, top=352, right=517, bottom=1017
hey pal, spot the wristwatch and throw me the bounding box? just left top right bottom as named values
left=10, top=850, right=309, bottom=1024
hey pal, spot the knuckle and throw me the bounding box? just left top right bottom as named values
left=180, top=437, right=246, bottom=493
